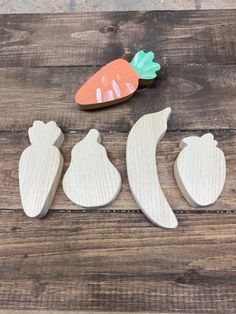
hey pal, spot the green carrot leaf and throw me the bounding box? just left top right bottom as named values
left=130, top=50, right=161, bottom=80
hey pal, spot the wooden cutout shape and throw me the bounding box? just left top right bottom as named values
left=75, top=50, right=161, bottom=110
left=126, top=108, right=178, bottom=229
left=19, top=121, right=64, bottom=218
left=174, top=133, right=226, bottom=207
left=63, top=129, right=121, bottom=208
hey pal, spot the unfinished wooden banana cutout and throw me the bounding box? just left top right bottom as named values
left=75, top=50, right=161, bottom=110
left=126, top=107, right=178, bottom=229
left=63, top=129, right=121, bottom=208
left=174, top=133, right=226, bottom=207
left=19, top=121, right=64, bottom=218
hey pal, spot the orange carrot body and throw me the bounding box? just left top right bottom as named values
left=75, top=50, right=161, bottom=110
left=75, top=59, right=139, bottom=106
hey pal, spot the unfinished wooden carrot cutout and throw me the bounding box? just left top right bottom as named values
left=75, top=50, right=161, bottom=110
left=19, top=121, right=64, bottom=218
left=174, top=133, right=226, bottom=207
left=126, top=108, right=178, bottom=229
left=63, top=129, right=121, bottom=208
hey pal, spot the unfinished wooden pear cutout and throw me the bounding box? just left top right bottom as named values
left=75, top=50, right=161, bottom=110
left=63, top=129, right=121, bottom=208
left=19, top=121, right=64, bottom=218
left=126, top=108, right=178, bottom=229
left=174, top=133, right=226, bottom=207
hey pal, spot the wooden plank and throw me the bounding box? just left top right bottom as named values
left=0, top=130, right=235, bottom=211
left=0, top=64, right=235, bottom=132
left=0, top=310, right=193, bottom=314
left=0, top=312, right=175, bottom=314
left=0, top=210, right=235, bottom=312
left=0, top=10, right=235, bottom=67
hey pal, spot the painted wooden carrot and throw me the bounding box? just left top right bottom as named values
left=75, top=50, right=161, bottom=110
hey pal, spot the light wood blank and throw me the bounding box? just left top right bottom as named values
left=63, top=129, right=122, bottom=208
left=174, top=133, right=226, bottom=207
left=126, top=108, right=178, bottom=229
left=19, top=121, right=64, bottom=218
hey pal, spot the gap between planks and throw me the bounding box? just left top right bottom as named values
left=0, top=129, right=235, bottom=136
left=0, top=209, right=235, bottom=215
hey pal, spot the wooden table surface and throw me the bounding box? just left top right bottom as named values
left=0, top=10, right=235, bottom=313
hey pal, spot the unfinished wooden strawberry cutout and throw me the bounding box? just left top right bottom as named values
left=174, top=133, right=226, bottom=207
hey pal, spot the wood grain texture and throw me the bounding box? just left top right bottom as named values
left=0, top=10, right=236, bottom=67
left=0, top=130, right=235, bottom=211
left=0, top=64, right=235, bottom=132
left=63, top=129, right=121, bottom=207
left=174, top=133, right=226, bottom=207
left=127, top=108, right=178, bottom=228
left=0, top=210, right=235, bottom=312
left=19, top=121, right=64, bottom=218
left=0, top=10, right=236, bottom=313
left=0, top=312, right=182, bottom=314
left=0, top=312, right=130, bottom=314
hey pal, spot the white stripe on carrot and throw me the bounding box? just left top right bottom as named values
left=107, top=90, right=114, bottom=101
left=126, top=82, right=135, bottom=93
left=96, top=88, right=102, bottom=103
left=112, top=80, right=121, bottom=98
